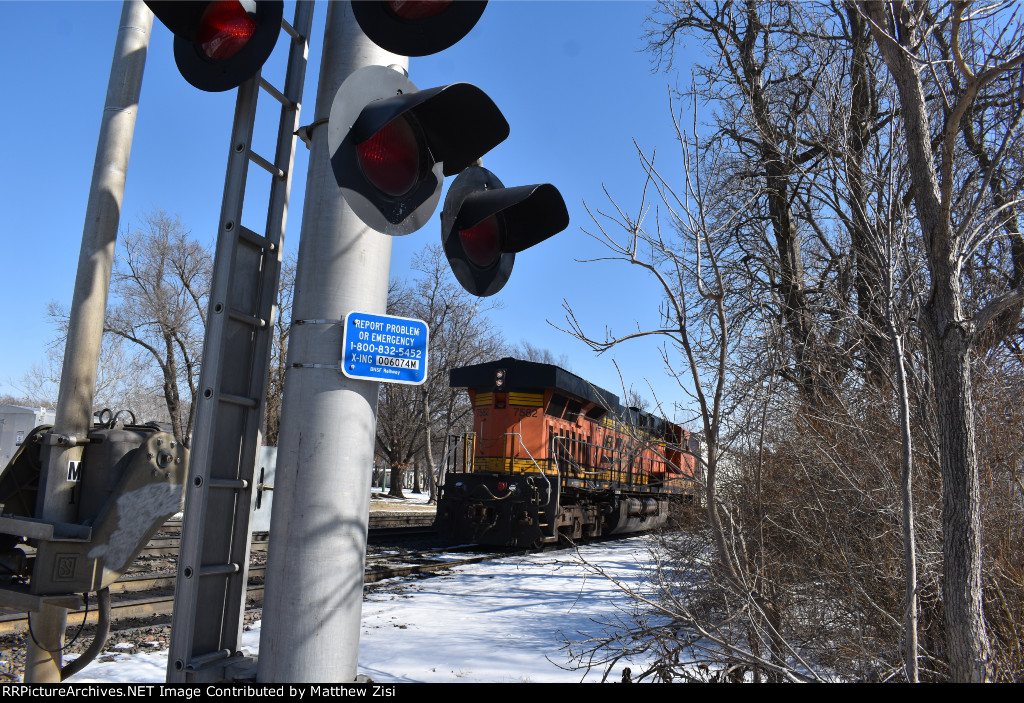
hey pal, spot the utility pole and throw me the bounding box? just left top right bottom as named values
left=257, top=3, right=403, bottom=682
left=25, top=0, right=152, bottom=683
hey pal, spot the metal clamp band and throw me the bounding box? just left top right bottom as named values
left=291, top=362, right=342, bottom=371
left=293, top=319, right=343, bottom=326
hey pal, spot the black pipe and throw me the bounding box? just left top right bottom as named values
left=60, top=588, right=110, bottom=681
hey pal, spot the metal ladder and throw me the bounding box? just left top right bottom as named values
left=167, top=1, right=315, bottom=683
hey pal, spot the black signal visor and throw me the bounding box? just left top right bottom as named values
left=352, top=84, right=509, bottom=178
left=455, top=184, right=569, bottom=252
left=442, top=166, right=569, bottom=297
left=351, top=0, right=487, bottom=57
left=146, top=1, right=207, bottom=39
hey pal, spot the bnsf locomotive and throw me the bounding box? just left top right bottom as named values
left=437, top=358, right=697, bottom=547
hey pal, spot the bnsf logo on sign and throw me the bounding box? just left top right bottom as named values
left=66, top=460, right=82, bottom=482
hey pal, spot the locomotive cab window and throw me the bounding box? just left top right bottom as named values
left=547, top=393, right=568, bottom=419
left=564, top=399, right=583, bottom=423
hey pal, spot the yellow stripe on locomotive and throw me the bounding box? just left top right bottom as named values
left=508, top=392, right=543, bottom=407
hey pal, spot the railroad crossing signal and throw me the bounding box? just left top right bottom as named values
left=441, top=166, right=569, bottom=297
left=351, top=0, right=488, bottom=57
left=145, top=0, right=283, bottom=92
left=327, top=65, right=509, bottom=236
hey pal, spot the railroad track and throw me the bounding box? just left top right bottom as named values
left=0, top=547, right=498, bottom=637
left=0, top=517, right=455, bottom=638
left=137, top=513, right=436, bottom=557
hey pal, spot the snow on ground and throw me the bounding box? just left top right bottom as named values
left=368, top=488, right=437, bottom=513
left=66, top=537, right=653, bottom=684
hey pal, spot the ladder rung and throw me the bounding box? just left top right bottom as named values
left=281, top=17, right=302, bottom=41
left=238, top=225, right=275, bottom=251
left=208, top=478, right=249, bottom=490
left=188, top=649, right=232, bottom=668
left=248, top=150, right=286, bottom=180
left=259, top=77, right=296, bottom=110
left=199, top=563, right=241, bottom=577
left=220, top=393, right=259, bottom=409
left=228, top=309, right=268, bottom=329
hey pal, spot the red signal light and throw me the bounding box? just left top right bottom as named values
left=356, top=117, right=422, bottom=197
left=198, top=1, right=256, bottom=60
left=497, top=481, right=507, bottom=492
left=386, top=1, right=453, bottom=21
left=459, top=216, right=501, bottom=268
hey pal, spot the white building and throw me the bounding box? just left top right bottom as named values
left=0, top=405, right=55, bottom=468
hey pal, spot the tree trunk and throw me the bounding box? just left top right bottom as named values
left=931, top=322, right=989, bottom=681
left=845, top=3, right=889, bottom=386
left=161, top=332, right=184, bottom=445
left=422, top=388, right=436, bottom=503
left=387, top=463, right=405, bottom=499
left=862, top=1, right=993, bottom=680
left=890, top=326, right=919, bottom=682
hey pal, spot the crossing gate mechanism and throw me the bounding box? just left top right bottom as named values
left=0, top=421, right=187, bottom=602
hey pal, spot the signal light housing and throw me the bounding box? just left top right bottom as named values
left=145, top=0, right=283, bottom=92
left=351, top=0, right=487, bottom=57
left=328, top=65, right=509, bottom=236
left=197, top=1, right=256, bottom=60
left=441, top=167, right=569, bottom=297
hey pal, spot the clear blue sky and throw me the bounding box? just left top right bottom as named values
left=0, top=1, right=698, bottom=421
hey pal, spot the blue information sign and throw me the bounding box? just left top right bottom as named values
left=341, top=311, right=429, bottom=385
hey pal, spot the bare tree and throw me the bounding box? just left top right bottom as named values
left=644, top=1, right=852, bottom=406
left=23, top=292, right=183, bottom=425
left=375, top=383, right=421, bottom=499
left=558, top=107, right=836, bottom=679
left=860, top=142, right=925, bottom=682
left=263, top=253, right=296, bottom=446
left=859, top=1, right=1024, bottom=681
left=596, top=0, right=1024, bottom=682
left=376, top=245, right=506, bottom=502
left=104, top=210, right=211, bottom=446
left=516, top=341, right=571, bottom=370
left=18, top=329, right=168, bottom=423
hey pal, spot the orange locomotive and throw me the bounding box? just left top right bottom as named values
left=437, top=358, right=697, bottom=547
